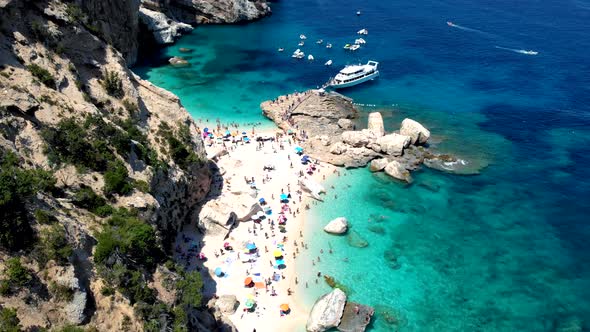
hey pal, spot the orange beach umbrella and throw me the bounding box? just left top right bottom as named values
left=280, top=304, right=290, bottom=311
left=244, top=277, right=253, bottom=286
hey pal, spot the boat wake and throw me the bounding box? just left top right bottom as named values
left=446, top=21, right=489, bottom=35
left=495, top=46, right=538, bottom=55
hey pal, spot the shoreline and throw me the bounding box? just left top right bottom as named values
left=174, top=124, right=337, bottom=331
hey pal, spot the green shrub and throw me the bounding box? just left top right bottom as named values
left=103, top=160, right=133, bottom=196
left=94, top=204, right=115, bottom=217
left=49, top=281, right=74, bottom=302
left=101, top=70, right=123, bottom=98
left=38, top=224, right=72, bottom=265
left=176, top=269, right=204, bottom=309
left=26, top=64, right=55, bottom=89
left=72, top=187, right=112, bottom=217
left=65, top=4, right=85, bottom=23
left=134, top=180, right=150, bottom=193
left=58, top=325, right=85, bottom=332
left=100, top=286, right=115, bottom=296
left=0, top=306, right=22, bottom=332
left=1, top=258, right=32, bottom=295
left=0, top=150, right=56, bottom=250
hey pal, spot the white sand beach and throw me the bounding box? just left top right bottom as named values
left=173, top=123, right=336, bottom=332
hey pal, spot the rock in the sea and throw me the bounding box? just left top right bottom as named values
left=400, top=118, right=430, bottom=145
left=369, top=158, right=389, bottom=172
left=215, top=295, right=240, bottom=315
left=324, top=217, right=348, bottom=234
left=338, top=302, right=374, bottom=332
left=384, top=160, right=412, bottom=183
left=338, top=118, right=355, bottom=130
left=179, top=47, right=192, bottom=53
left=306, top=288, right=347, bottom=332
left=169, top=56, right=189, bottom=66
left=342, top=147, right=380, bottom=168
left=367, top=112, right=385, bottom=137
left=329, top=142, right=348, bottom=155
left=139, top=7, right=193, bottom=44
left=375, top=133, right=411, bottom=156
left=341, top=130, right=376, bottom=148
left=347, top=230, right=369, bottom=248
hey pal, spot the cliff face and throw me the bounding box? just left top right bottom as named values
left=0, top=0, right=212, bottom=330
left=142, top=0, right=271, bottom=25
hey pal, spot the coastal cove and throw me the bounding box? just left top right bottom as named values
left=135, top=1, right=590, bottom=332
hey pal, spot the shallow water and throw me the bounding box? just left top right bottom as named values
left=135, top=0, right=590, bottom=330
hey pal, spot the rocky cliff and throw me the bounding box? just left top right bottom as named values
left=0, top=0, right=216, bottom=330
left=142, top=0, right=271, bottom=25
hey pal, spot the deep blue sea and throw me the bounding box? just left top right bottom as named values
left=135, top=0, right=590, bottom=330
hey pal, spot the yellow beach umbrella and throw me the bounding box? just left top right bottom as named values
left=273, top=250, right=283, bottom=257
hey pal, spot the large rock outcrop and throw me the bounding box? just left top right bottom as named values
left=400, top=118, right=430, bottom=145
left=375, top=133, right=411, bottom=156
left=384, top=160, right=412, bottom=183
left=139, top=6, right=193, bottom=44
left=367, top=112, right=384, bottom=137
left=306, top=288, right=347, bottom=332
left=141, top=0, right=272, bottom=25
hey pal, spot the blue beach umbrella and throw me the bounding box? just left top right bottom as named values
left=242, top=131, right=247, bottom=135
left=246, top=243, right=257, bottom=250
left=225, top=130, right=231, bottom=136
left=244, top=137, right=251, bottom=142
left=214, top=267, right=224, bottom=277
left=204, top=128, right=209, bottom=132
left=294, top=146, right=303, bottom=153
left=259, top=198, right=266, bottom=204
left=280, top=193, right=288, bottom=201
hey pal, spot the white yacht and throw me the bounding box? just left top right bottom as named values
left=328, top=61, right=379, bottom=89
left=292, top=49, right=305, bottom=59
left=355, top=38, right=366, bottom=45
left=357, top=28, right=368, bottom=35
left=278, top=48, right=284, bottom=52
left=325, top=60, right=333, bottom=66
left=316, top=39, right=323, bottom=44
left=300, top=34, right=307, bottom=40
left=298, top=41, right=305, bottom=46
left=349, top=44, right=360, bottom=51
left=308, top=54, right=314, bottom=61
left=326, top=43, right=332, bottom=49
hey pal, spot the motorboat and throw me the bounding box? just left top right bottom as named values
left=325, top=60, right=333, bottom=66
left=326, top=43, right=332, bottom=49
left=343, top=44, right=351, bottom=49
left=300, top=34, right=307, bottom=40
left=355, top=38, right=366, bottom=45
left=349, top=44, right=360, bottom=51
left=327, top=60, right=379, bottom=89
left=357, top=28, right=368, bottom=35
left=446, top=21, right=454, bottom=27
left=292, top=49, right=305, bottom=59
left=316, top=39, right=323, bottom=44
left=298, top=41, right=305, bottom=46
left=356, top=11, right=361, bottom=16
left=278, top=48, right=284, bottom=52
left=519, top=50, right=538, bottom=55
left=308, top=54, right=314, bottom=61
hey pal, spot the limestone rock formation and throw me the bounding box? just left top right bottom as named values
left=341, top=130, right=376, bottom=148
left=367, top=112, right=384, bottom=137
left=215, top=295, right=240, bottom=315
left=374, top=133, right=411, bottom=156
left=329, top=142, right=348, bottom=155
left=169, top=56, right=190, bottom=66
left=338, top=118, right=354, bottom=130
left=324, top=217, right=348, bottom=234
left=306, top=288, right=347, bottom=332
left=369, top=158, right=389, bottom=172
left=141, top=0, right=272, bottom=25
left=384, top=160, right=412, bottom=183
left=400, top=118, right=430, bottom=145
left=139, top=6, right=193, bottom=44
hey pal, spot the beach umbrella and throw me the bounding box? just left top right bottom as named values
left=273, top=250, right=283, bottom=258
left=256, top=211, right=265, bottom=219
left=225, top=130, right=231, bottom=136
left=244, top=137, right=250, bottom=142
left=280, top=304, right=290, bottom=312
left=251, top=216, right=258, bottom=222
left=259, top=198, right=266, bottom=204
left=214, top=267, right=224, bottom=277
left=242, top=131, right=247, bottom=135
left=204, top=128, right=209, bottom=132
left=244, top=299, right=255, bottom=309
left=246, top=243, right=257, bottom=250
left=244, top=277, right=253, bottom=287
left=294, top=146, right=303, bottom=153
left=280, top=193, right=288, bottom=201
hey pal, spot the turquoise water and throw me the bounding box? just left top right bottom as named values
left=135, top=0, right=590, bottom=330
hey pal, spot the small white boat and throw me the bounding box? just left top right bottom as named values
left=316, top=39, right=323, bottom=44
left=355, top=38, right=366, bottom=45
left=298, top=41, right=305, bottom=46
left=356, top=11, right=361, bottom=16
left=325, top=60, right=333, bottom=66
left=278, top=48, right=284, bottom=52
left=343, top=44, right=351, bottom=49
left=292, top=49, right=305, bottom=59
left=349, top=44, right=360, bottom=51
left=326, top=43, right=332, bottom=49
left=357, top=28, right=368, bottom=35
left=328, top=60, right=380, bottom=89
left=519, top=50, right=538, bottom=55
left=308, top=54, right=314, bottom=61
left=300, top=34, right=307, bottom=40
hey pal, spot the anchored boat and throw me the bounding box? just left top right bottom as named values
left=328, top=61, right=379, bottom=89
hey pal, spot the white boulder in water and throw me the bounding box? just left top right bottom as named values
left=384, top=160, right=412, bottom=183
left=306, top=288, right=347, bottom=332
left=367, top=112, right=385, bottom=137
left=324, top=217, right=348, bottom=234
left=375, top=133, right=411, bottom=156
left=400, top=118, right=430, bottom=145
left=369, top=158, right=389, bottom=172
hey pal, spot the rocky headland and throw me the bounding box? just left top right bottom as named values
left=262, top=90, right=471, bottom=182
